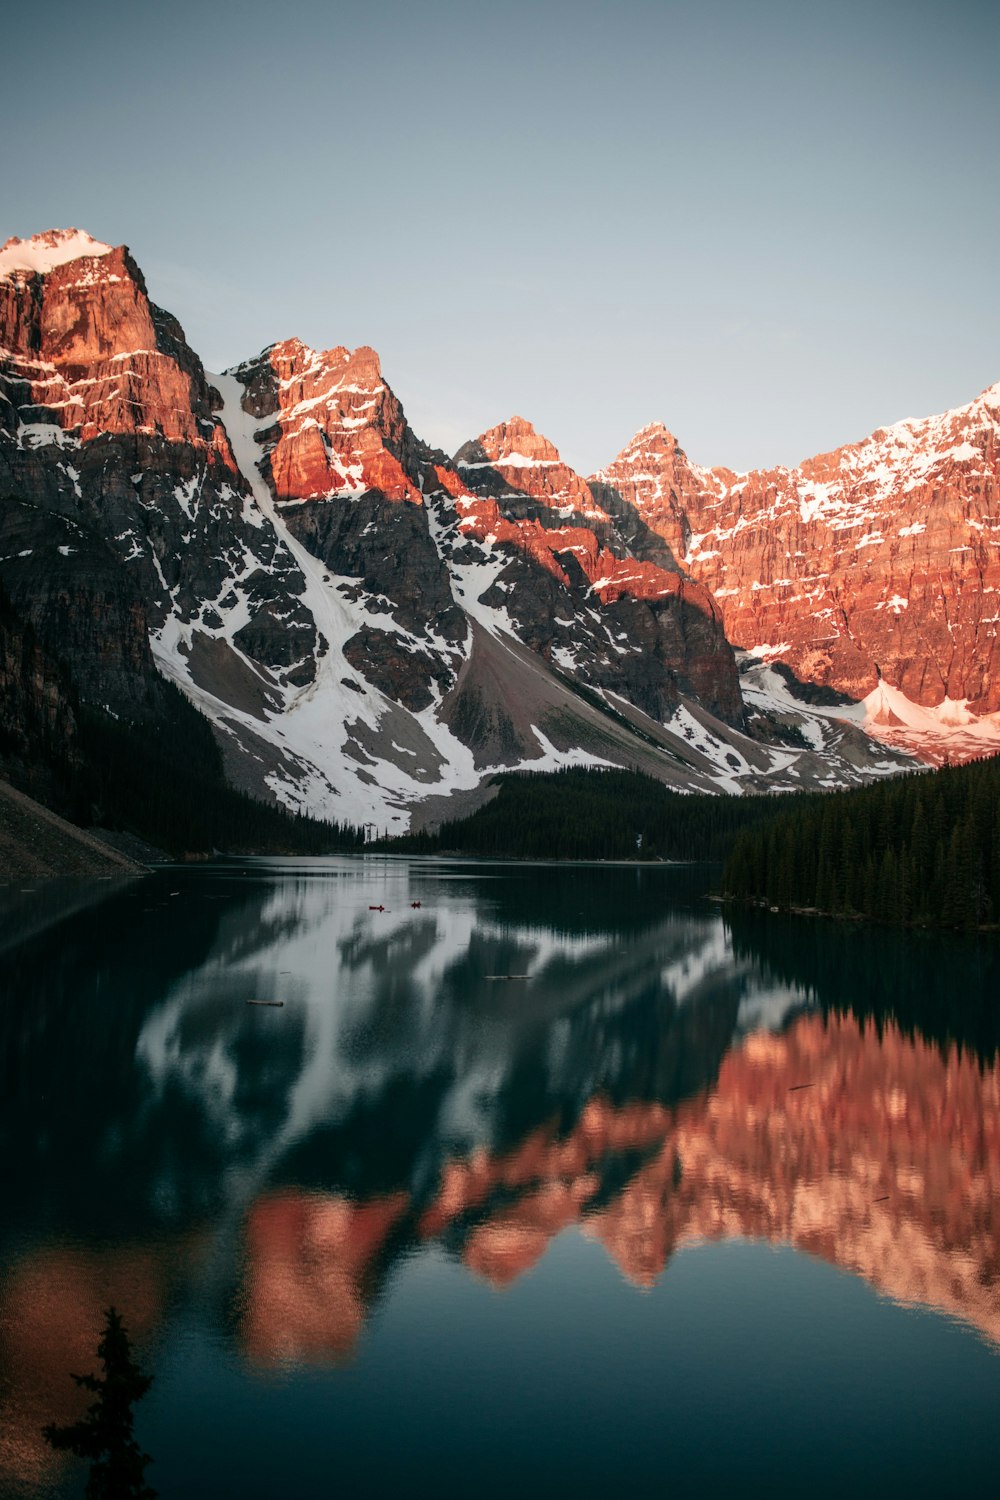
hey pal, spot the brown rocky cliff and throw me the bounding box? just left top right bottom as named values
left=599, top=386, right=1000, bottom=723
left=452, top=416, right=744, bottom=725
left=0, top=231, right=318, bottom=705
left=460, top=414, right=610, bottom=522
left=0, top=233, right=228, bottom=451
left=239, top=337, right=423, bottom=506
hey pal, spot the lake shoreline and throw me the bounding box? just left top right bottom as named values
left=715, top=890, right=1000, bottom=935
left=0, top=778, right=148, bottom=882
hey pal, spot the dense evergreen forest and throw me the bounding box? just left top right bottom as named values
left=69, top=691, right=364, bottom=856
left=723, top=753, right=1000, bottom=930
left=382, top=766, right=799, bottom=862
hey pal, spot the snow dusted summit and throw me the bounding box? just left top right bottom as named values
left=4, top=229, right=995, bottom=829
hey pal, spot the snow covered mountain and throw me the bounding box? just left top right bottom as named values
left=596, top=390, right=1000, bottom=762
left=5, top=228, right=972, bottom=833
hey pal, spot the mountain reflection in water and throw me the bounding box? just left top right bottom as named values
left=1, top=858, right=999, bottom=1493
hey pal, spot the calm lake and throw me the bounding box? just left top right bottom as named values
left=2, top=858, right=1000, bottom=1498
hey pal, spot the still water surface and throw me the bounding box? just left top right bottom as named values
left=2, top=858, right=1000, bottom=1497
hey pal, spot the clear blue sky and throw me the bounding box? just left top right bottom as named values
left=5, top=0, right=998, bottom=474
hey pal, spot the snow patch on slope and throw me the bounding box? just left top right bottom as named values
left=148, top=374, right=503, bottom=833
left=861, top=681, right=1000, bottom=764
left=0, top=229, right=113, bottom=278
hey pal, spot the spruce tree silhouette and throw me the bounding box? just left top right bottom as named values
left=42, top=1305, right=156, bottom=1499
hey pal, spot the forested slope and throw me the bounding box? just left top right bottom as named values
left=723, top=755, right=1000, bottom=929
left=386, top=766, right=798, bottom=862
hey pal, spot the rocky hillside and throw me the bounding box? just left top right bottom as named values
left=11, top=227, right=993, bottom=834
left=596, top=389, right=1000, bottom=761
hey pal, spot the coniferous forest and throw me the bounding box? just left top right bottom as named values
left=722, top=753, right=1000, bottom=930
left=387, top=756, right=1000, bottom=934
left=383, top=766, right=799, bottom=862
left=70, top=693, right=365, bottom=857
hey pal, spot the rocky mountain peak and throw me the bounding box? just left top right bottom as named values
left=454, top=415, right=608, bottom=527
left=591, top=422, right=721, bottom=569
left=473, top=415, right=562, bottom=468
left=598, top=378, right=1000, bottom=754
left=259, top=338, right=384, bottom=395
left=597, top=419, right=726, bottom=489
left=231, top=336, right=419, bottom=507
left=610, top=421, right=683, bottom=463
left=0, top=227, right=114, bottom=279
left=0, top=230, right=223, bottom=449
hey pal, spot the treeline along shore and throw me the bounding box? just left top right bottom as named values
left=380, top=767, right=800, bottom=863
left=722, top=753, right=1000, bottom=931
left=386, top=757, right=1000, bottom=933
left=6, top=683, right=999, bottom=937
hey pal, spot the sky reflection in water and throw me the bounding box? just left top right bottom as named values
left=1, top=858, right=999, bottom=1497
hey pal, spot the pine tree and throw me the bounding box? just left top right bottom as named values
left=43, top=1306, right=156, bottom=1500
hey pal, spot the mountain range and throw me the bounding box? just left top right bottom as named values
left=2, top=228, right=998, bottom=834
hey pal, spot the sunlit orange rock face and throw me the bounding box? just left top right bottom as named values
left=454, top=487, right=694, bottom=607
left=597, top=387, right=1000, bottom=715
left=0, top=231, right=232, bottom=455
left=454, top=414, right=698, bottom=603
left=450, top=416, right=743, bottom=723
left=240, top=1191, right=408, bottom=1366
left=236, top=338, right=423, bottom=505
left=0, top=231, right=318, bottom=707
left=469, top=415, right=611, bottom=522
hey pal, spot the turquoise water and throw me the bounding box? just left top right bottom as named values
left=2, top=858, right=999, bottom=1497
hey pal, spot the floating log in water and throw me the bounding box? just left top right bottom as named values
left=484, top=975, right=531, bottom=981
left=246, top=1000, right=284, bottom=1008
left=788, top=1083, right=815, bottom=1091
